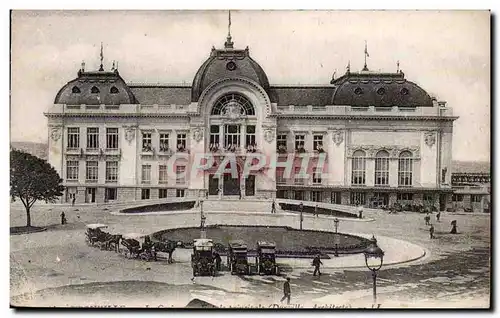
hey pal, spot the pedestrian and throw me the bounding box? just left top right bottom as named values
left=315, top=204, right=318, bottom=217
left=271, top=200, right=276, bottom=214
left=357, top=202, right=363, bottom=219
left=299, top=202, right=304, bottom=213
left=436, top=211, right=441, bottom=222
left=205, top=190, right=209, bottom=199
left=450, top=220, right=457, bottom=234
left=424, top=214, right=430, bottom=226
left=72, top=196, right=76, bottom=206
left=429, top=223, right=435, bottom=239
left=214, top=252, right=222, bottom=271
left=60, top=212, right=66, bottom=225
left=312, top=254, right=323, bottom=276
left=280, top=277, right=291, bottom=304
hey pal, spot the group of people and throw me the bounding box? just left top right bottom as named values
left=424, top=211, right=459, bottom=239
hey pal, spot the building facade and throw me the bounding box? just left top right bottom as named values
left=45, top=32, right=458, bottom=208
left=451, top=162, right=490, bottom=212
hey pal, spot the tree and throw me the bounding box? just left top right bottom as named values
left=10, top=149, right=64, bottom=227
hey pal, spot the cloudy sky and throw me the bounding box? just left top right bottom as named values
left=10, top=10, right=490, bottom=161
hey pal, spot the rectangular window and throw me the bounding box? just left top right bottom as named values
left=471, top=195, right=482, bottom=203
left=142, top=132, right=152, bottom=152
left=224, top=125, right=240, bottom=149
left=66, top=161, right=79, bottom=181
left=276, top=167, right=286, bottom=184
left=375, top=157, right=390, bottom=186
left=105, top=161, right=118, bottom=182
left=294, top=167, right=304, bottom=185
left=159, top=133, right=169, bottom=152
left=423, top=193, right=434, bottom=202
left=311, top=191, right=322, bottom=202
left=176, top=189, right=185, bottom=197
left=313, top=135, right=324, bottom=152
left=352, top=157, right=366, bottom=185
left=85, top=161, right=98, bottom=182
left=106, top=128, right=119, bottom=149
left=141, top=164, right=151, bottom=184
left=158, top=165, right=168, bottom=184
left=159, top=189, right=168, bottom=199
left=397, top=193, right=414, bottom=201
left=331, top=192, right=341, bottom=204
left=141, top=189, right=150, bottom=200
left=176, top=166, right=186, bottom=185
left=246, top=125, right=256, bottom=148
left=452, top=194, right=464, bottom=202
left=67, top=128, right=80, bottom=149
left=295, top=135, right=305, bottom=152
left=210, top=126, right=220, bottom=151
left=372, top=193, right=389, bottom=206
left=177, top=133, right=187, bottom=151
left=350, top=192, right=366, bottom=205
left=105, top=188, right=117, bottom=201
left=86, top=127, right=99, bottom=149
left=312, top=168, right=322, bottom=184
left=277, top=134, right=287, bottom=152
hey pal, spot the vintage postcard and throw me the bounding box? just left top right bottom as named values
left=9, top=10, right=491, bottom=309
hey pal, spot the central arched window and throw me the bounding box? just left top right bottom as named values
left=398, top=151, right=413, bottom=186
left=375, top=150, right=390, bottom=186
left=351, top=150, right=366, bottom=185
left=211, top=93, right=255, bottom=116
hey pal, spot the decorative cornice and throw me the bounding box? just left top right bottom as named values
left=347, top=145, right=420, bottom=159
left=44, top=113, right=191, bottom=118
left=276, top=114, right=458, bottom=121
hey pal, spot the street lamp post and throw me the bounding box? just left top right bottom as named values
left=363, top=236, right=385, bottom=305
left=334, top=218, right=340, bottom=257
left=334, top=218, right=339, bottom=233
left=200, top=199, right=206, bottom=238
left=300, top=210, right=304, bottom=230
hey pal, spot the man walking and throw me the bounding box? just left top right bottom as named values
left=312, top=254, right=323, bottom=276
left=60, top=212, right=66, bottom=225
left=424, top=213, right=431, bottom=226
left=271, top=200, right=276, bottom=214
left=71, top=196, right=76, bottom=206
left=429, top=223, right=435, bottom=239
left=357, top=202, right=363, bottom=219
left=280, top=277, right=291, bottom=304
left=315, top=204, right=319, bottom=217
left=436, top=211, right=441, bottom=222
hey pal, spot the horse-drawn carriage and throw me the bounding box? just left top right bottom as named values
left=227, top=240, right=250, bottom=275
left=191, top=238, right=216, bottom=277
left=120, top=233, right=155, bottom=261
left=255, top=241, right=279, bottom=275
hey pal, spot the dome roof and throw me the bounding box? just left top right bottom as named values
left=54, top=69, right=137, bottom=105
left=331, top=71, right=433, bottom=107
left=191, top=45, right=270, bottom=102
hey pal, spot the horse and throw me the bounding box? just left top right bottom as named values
left=154, top=240, right=182, bottom=263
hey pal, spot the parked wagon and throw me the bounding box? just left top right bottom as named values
left=255, top=241, right=279, bottom=275
left=191, top=238, right=215, bottom=277
left=227, top=240, right=250, bottom=275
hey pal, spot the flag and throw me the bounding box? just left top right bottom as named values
left=365, top=41, right=369, bottom=57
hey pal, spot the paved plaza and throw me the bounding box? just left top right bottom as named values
left=10, top=200, right=490, bottom=308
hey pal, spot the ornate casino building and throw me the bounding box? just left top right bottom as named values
left=45, top=25, right=458, bottom=209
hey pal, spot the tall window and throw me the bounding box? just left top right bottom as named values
left=294, top=167, right=304, bottom=185
left=295, top=135, right=305, bottom=152
left=66, top=161, right=79, bottom=181
left=67, top=128, right=80, bottom=149
left=159, top=189, right=168, bottom=199
left=311, top=191, right=322, bottom=202
left=142, top=132, right=152, bottom=151
left=224, top=125, right=240, bottom=149
left=159, top=133, right=169, bottom=152
left=176, top=166, right=186, bottom=185
left=351, top=192, right=366, bottom=205
left=141, top=164, right=151, bottom=184
left=452, top=194, right=463, bottom=202
left=176, top=189, right=185, bottom=197
left=313, top=135, right=324, bottom=152
left=277, top=134, right=287, bottom=152
left=210, top=126, right=220, bottom=148
left=158, top=165, right=168, bottom=184
left=423, top=193, right=434, bottom=202
left=471, top=195, right=482, bottom=203
left=397, top=193, right=414, bottom=201
left=276, top=167, right=286, bottom=184
left=106, top=128, right=119, bottom=149
left=246, top=125, right=256, bottom=148
left=375, top=150, right=390, bottom=186
left=86, top=161, right=98, bottom=182
left=105, top=161, right=118, bottom=182
left=312, top=168, right=322, bottom=184
left=141, top=189, right=150, bottom=200
left=351, top=150, right=366, bottom=185
left=398, top=151, right=413, bottom=186
left=177, top=133, right=187, bottom=151
left=86, top=128, right=99, bottom=149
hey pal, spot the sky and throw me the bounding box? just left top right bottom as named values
left=10, top=10, right=490, bottom=161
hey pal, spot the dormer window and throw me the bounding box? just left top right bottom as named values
left=72, top=86, right=81, bottom=94
left=91, top=86, right=100, bottom=94
left=110, top=86, right=119, bottom=94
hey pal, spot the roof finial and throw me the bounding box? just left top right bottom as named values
left=330, top=70, right=337, bottom=84
left=111, top=60, right=115, bottom=71
left=224, top=10, right=234, bottom=49
left=346, top=60, right=351, bottom=73
left=99, top=42, right=104, bottom=71
left=362, top=40, right=369, bottom=71
left=81, top=60, right=85, bottom=72
left=397, top=60, right=400, bottom=73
